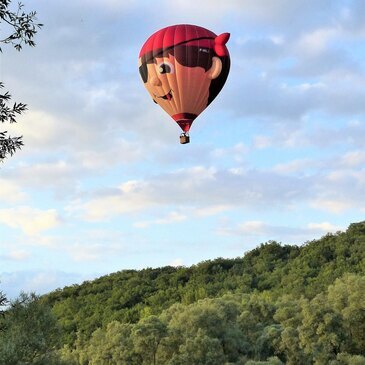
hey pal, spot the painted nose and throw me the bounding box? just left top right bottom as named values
left=150, top=75, right=162, bottom=86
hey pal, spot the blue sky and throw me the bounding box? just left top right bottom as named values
left=1, top=0, right=365, bottom=298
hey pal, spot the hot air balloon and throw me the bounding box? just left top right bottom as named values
left=138, top=24, right=230, bottom=144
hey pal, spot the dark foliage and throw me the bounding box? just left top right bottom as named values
left=0, top=293, right=63, bottom=364
left=0, top=0, right=42, bottom=162
left=0, top=0, right=43, bottom=52
left=0, top=82, right=26, bottom=158
left=0, top=290, right=7, bottom=324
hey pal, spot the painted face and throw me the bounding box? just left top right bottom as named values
left=139, top=53, right=221, bottom=121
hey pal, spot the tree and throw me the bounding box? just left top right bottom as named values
left=164, top=297, right=247, bottom=363
left=39, top=222, right=365, bottom=363
left=169, top=329, right=226, bottom=365
left=330, top=353, right=365, bottom=365
left=273, top=296, right=311, bottom=365
left=327, top=274, right=365, bottom=354
left=245, top=357, right=284, bottom=365
left=0, top=289, right=8, bottom=327
left=0, top=0, right=42, bottom=162
left=238, top=292, right=278, bottom=360
left=0, top=289, right=7, bottom=307
left=132, top=315, right=168, bottom=365
left=299, top=294, right=346, bottom=365
left=85, top=321, right=140, bottom=365
left=0, top=292, right=62, bottom=364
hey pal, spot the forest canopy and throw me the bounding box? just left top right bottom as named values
left=1, top=221, right=365, bottom=364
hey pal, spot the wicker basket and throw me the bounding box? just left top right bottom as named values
left=180, top=134, right=190, bottom=144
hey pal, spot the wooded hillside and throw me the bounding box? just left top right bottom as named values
left=1, top=222, right=364, bottom=364
left=41, top=222, right=365, bottom=364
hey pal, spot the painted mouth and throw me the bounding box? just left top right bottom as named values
left=155, top=90, right=173, bottom=101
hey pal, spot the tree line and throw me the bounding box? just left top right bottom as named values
left=1, top=222, right=364, bottom=364
left=57, top=273, right=365, bottom=365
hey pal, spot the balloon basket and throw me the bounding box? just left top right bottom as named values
left=180, top=133, right=190, bottom=144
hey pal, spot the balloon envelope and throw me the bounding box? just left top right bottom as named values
left=138, top=24, right=230, bottom=135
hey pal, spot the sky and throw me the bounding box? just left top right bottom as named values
left=1, top=0, right=365, bottom=299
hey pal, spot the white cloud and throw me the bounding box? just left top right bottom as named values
left=74, top=138, right=144, bottom=169
left=212, top=143, right=247, bottom=162
left=338, top=151, right=365, bottom=168
left=7, top=110, right=65, bottom=150
left=219, top=220, right=343, bottom=243
left=66, top=242, right=127, bottom=262
left=295, top=82, right=326, bottom=91
left=238, top=220, right=267, bottom=233
left=252, top=135, right=273, bottom=149
left=194, top=205, right=231, bottom=217
left=311, top=167, right=365, bottom=213
left=170, top=258, right=184, bottom=267
left=272, top=159, right=314, bottom=174
left=68, top=244, right=106, bottom=262
left=74, top=186, right=155, bottom=221
left=307, top=222, right=341, bottom=232
left=134, top=211, right=187, bottom=228
left=71, top=166, right=313, bottom=222
left=7, top=107, right=145, bottom=170
left=79, top=0, right=139, bottom=13
left=0, top=179, right=27, bottom=203
left=0, top=207, right=62, bottom=236
left=1, top=249, right=31, bottom=261
left=310, top=199, right=352, bottom=214
left=166, top=0, right=338, bottom=32
left=297, top=27, right=340, bottom=55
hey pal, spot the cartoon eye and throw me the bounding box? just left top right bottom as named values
left=158, top=62, right=174, bottom=74
left=139, top=63, right=148, bottom=83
